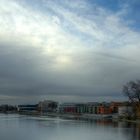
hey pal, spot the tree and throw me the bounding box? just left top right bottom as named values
left=123, top=80, right=140, bottom=104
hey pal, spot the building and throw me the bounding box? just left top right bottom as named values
left=59, top=102, right=101, bottom=114
left=110, top=102, right=123, bottom=113
left=38, top=100, right=58, bottom=113
left=59, top=103, right=77, bottom=114
left=18, top=104, right=38, bottom=112
left=98, top=105, right=112, bottom=114
left=86, top=102, right=100, bottom=114
left=118, top=106, right=133, bottom=117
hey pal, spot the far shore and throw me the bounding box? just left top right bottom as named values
left=1, top=111, right=140, bottom=124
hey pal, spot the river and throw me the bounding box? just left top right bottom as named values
left=0, top=114, right=140, bottom=140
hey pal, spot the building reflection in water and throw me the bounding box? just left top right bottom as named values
left=92, top=119, right=140, bottom=140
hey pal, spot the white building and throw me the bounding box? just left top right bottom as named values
left=118, top=106, right=133, bottom=116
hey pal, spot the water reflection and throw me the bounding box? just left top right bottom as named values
left=0, top=114, right=140, bottom=140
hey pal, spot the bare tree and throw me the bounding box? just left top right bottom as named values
left=123, top=80, right=140, bottom=104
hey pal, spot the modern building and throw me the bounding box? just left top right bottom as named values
left=18, top=104, right=38, bottom=112
left=59, top=103, right=77, bottom=114
left=59, top=102, right=101, bottom=114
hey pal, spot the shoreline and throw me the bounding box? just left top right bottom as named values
left=1, top=111, right=140, bottom=124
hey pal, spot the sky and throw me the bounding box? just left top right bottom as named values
left=0, top=0, right=140, bottom=104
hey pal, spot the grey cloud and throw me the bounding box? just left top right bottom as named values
left=0, top=0, right=140, bottom=104
left=0, top=41, right=139, bottom=98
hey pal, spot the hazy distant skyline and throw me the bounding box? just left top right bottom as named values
left=0, top=0, right=140, bottom=104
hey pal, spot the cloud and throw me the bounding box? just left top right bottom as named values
left=0, top=0, right=140, bottom=104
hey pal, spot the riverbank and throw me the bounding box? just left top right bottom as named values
left=113, top=118, right=140, bottom=124
left=1, top=111, right=140, bottom=124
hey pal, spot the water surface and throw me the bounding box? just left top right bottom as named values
left=0, top=114, right=140, bottom=140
